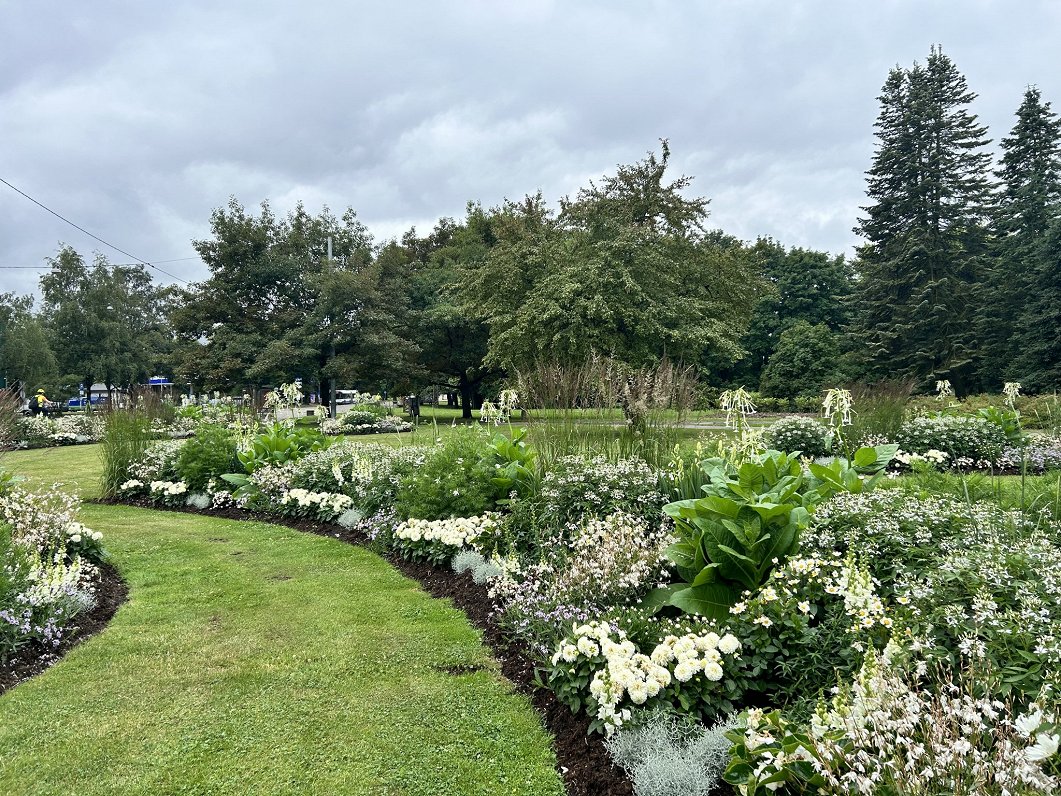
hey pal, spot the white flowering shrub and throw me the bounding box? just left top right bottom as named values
left=128, top=439, right=185, bottom=483
left=725, top=555, right=893, bottom=709
left=807, top=490, right=1036, bottom=589
left=762, top=416, right=831, bottom=457
left=0, top=485, right=103, bottom=560
left=284, top=442, right=425, bottom=516
left=0, top=483, right=103, bottom=660
left=489, top=512, right=675, bottom=654
left=726, top=658, right=1059, bottom=795
left=546, top=620, right=744, bottom=734
left=539, top=455, right=665, bottom=537
left=895, top=414, right=1007, bottom=464
left=12, top=414, right=106, bottom=448
left=392, top=513, right=500, bottom=565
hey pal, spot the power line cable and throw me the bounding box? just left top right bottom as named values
left=0, top=176, right=190, bottom=284
left=0, top=256, right=201, bottom=270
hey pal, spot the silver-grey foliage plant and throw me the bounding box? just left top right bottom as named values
left=605, top=712, right=740, bottom=796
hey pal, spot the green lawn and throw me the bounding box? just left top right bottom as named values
left=0, top=448, right=562, bottom=795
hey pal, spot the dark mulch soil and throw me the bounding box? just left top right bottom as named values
left=0, top=562, right=128, bottom=696
left=101, top=497, right=632, bottom=796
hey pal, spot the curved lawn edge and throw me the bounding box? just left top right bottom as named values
left=101, top=498, right=633, bottom=796
left=0, top=562, right=128, bottom=695
left=0, top=503, right=564, bottom=796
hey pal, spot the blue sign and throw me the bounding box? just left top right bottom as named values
left=148, top=376, right=173, bottom=386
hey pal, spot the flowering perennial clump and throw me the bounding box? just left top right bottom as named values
left=550, top=621, right=742, bottom=734
left=392, top=513, right=500, bottom=564
left=0, top=484, right=103, bottom=659
left=279, top=488, right=353, bottom=519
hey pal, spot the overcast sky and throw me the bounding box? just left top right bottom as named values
left=2, top=1, right=1059, bottom=296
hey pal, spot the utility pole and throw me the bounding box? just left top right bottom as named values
left=326, top=236, right=337, bottom=419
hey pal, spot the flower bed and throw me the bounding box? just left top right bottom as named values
left=0, top=477, right=113, bottom=684
left=112, top=414, right=1061, bottom=795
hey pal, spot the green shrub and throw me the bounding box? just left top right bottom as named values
left=175, top=424, right=239, bottom=491
left=393, top=429, right=495, bottom=520
left=539, top=455, right=665, bottom=533
left=762, top=416, right=830, bottom=457
left=895, top=414, right=1007, bottom=463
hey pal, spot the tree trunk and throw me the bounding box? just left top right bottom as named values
left=459, top=377, right=474, bottom=420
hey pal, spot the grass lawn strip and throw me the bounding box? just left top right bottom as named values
left=0, top=449, right=563, bottom=796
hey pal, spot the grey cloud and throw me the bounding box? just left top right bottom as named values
left=1, top=1, right=1060, bottom=298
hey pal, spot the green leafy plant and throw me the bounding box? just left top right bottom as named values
left=653, top=445, right=896, bottom=619
left=483, top=427, right=538, bottom=504
left=393, top=428, right=495, bottom=520
left=805, top=444, right=899, bottom=495
left=654, top=451, right=823, bottom=619
left=175, top=423, right=238, bottom=491
left=977, top=405, right=1027, bottom=447
left=236, top=423, right=332, bottom=473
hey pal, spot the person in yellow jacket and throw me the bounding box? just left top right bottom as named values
left=32, top=388, right=49, bottom=417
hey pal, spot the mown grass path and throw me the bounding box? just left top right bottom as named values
left=0, top=446, right=562, bottom=796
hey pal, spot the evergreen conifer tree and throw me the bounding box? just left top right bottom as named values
left=853, top=47, right=993, bottom=392
left=985, top=87, right=1061, bottom=388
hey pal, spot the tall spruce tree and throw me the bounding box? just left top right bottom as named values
left=853, top=48, right=993, bottom=392
left=1014, top=217, right=1061, bottom=389
left=984, top=87, right=1061, bottom=389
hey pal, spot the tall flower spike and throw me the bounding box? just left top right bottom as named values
left=719, top=387, right=756, bottom=431
left=822, top=388, right=854, bottom=427
left=1003, top=381, right=1021, bottom=409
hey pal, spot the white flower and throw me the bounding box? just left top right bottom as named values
left=718, top=634, right=741, bottom=654
left=1026, top=732, right=1059, bottom=762
left=1016, top=709, right=1045, bottom=737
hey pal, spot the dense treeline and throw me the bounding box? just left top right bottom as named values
left=2, top=47, right=1058, bottom=406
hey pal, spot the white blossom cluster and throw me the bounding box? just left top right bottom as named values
left=894, top=447, right=949, bottom=467
left=13, top=414, right=105, bottom=447
left=807, top=659, right=1059, bottom=794
left=828, top=555, right=891, bottom=632
left=540, top=455, right=665, bottom=524
left=64, top=521, right=102, bottom=545
left=394, top=513, right=500, bottom=549
left=0, top=483, right=101, bottom=651
left=553, top=621, right=741, bottom=734
left=0, top=486, right=84, bottom=553
left=278, top=488, right=353, bottom=518
left=22, top=555, right=95, bottom=613
left=149, top=480, right=188, bottom=497
left=247, top=461, right=298, bottom=503
left=806, top=491, right=1034, bottom=579
left=129, top=440, right=185, bottom=482
left=545, top=512, right=673, bottom=607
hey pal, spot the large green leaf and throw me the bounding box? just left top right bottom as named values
left=853, top=446, right=878, bottom=468
left=667, top=583, right=740, bottom=620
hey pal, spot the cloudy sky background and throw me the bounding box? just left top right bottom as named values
left=2, top=1, right=1059, bottom=296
